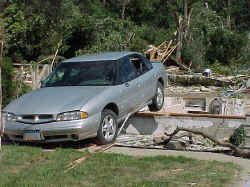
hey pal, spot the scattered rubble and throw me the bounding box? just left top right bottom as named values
left=247, top=79, right=250, bottom=89
left=163, top=127, right=250, bottom=158
left=167, top=73, right=235, bottom=87
left=116, top=134, right=231, bottom=153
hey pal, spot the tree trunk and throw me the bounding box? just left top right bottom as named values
left=102, top=0, right=106, bottom=6
left=183, top=0, right=188, bottom=39
left=164, top=127, right=250, bottom=158
left=0, top=41, right=3, bottom=150
left=121, top=2, right=126, bottom=19
left=204, top=1, right=209, bottom=9
left=175, top=0, right=193, bottom=65
left=175, top=0, right=192, bottom=62
left=32, top=63, right=39, bottom=90
left=121, top=0, right=130, bottom=19
left=227, top=0, right=231, bottom=29
left=175, top=14, right=183, bottom=62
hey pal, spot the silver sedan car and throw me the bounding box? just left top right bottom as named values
left=3, top=52, right=165, bottom=144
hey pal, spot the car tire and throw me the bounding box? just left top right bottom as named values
left=96, top=109, right=118, bottom=145
left=148, top=82, right=164, bottom=111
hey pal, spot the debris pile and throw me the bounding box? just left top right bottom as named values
left=145, top=41, right=178, bottom=63
left=115, top=134, right=231, bottom=153
left=154, top=132, right=231, bottom=152
left=167, top=72, right=250, bottom=87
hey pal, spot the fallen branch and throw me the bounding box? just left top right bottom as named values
left=122, top=32, right=135, bottom=50
left=65, top=143, right=114, bottom=172
left=65, top=107, right=140, bottom=172
left=65, top=103, right=149, bottom=172
left=169, top=56, right=191, bottom=72
left=164, top=127, right=250, bottom=158
left=50, top=40, right=62, bottom=72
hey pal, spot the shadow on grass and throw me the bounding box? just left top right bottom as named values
left=2, top=135, right=95, bottom=150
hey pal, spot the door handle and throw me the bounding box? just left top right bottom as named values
left=125, top=82, right=130, bottom=87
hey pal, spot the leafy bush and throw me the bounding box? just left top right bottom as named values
left=208, top=61, right=235, bottom=76
left=206, top=29, right=247, bottom=65
left=0, top=58, right=16, bottom=106
left=76, top=17, right=169, bottom=54
left=230, top=126, right=246, bottom=146
left=181, top=37, right=206, bottom=70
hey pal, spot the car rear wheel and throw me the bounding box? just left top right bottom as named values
left=96, top=109, right=118, bottom=145
left=148, top=82, right=164, bottom=111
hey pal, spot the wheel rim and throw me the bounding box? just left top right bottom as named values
left=102, top=115, right=116, bottom=141
left=156, top=87, right=164, bottom=107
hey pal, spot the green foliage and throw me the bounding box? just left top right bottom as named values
left=2, top=0, right=249, bottom=65
left=77, top=17, right=135, bottom=53
left=125, top=0, right=173, bottom=29
left=208, top=61, right=234, bottom=76
left=0, top=57, right=31, bottom=106
left=2, top=0, right=88, bottom=61
left=206, top=0, right=250, bottom=31
left=0, top=58, right=16, bottom=106
left=181, top=37, right=206, bottom=69
left=76, top=16, right=169, bottom=55
left=230, top=126, right=246, bottom=146
left=206, top=29, right=247, bottom=65
left=191, top=2, right=224, bottom=39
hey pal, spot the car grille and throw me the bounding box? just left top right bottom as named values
left=17, top=114, right=55, bottom=124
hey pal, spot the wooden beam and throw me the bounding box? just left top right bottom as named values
left=136, top=112, right=246, bottom=120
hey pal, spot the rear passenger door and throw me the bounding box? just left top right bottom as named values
left=117, top=57, right=142, bottom=117
left=127, top=54, right=155, bottom=104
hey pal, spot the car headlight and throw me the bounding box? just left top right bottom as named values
left=2, top=112, right=16, bottom=122
left=56, top=111, right=88, bottom=121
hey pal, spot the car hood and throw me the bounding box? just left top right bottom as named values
left=4, top=86, right=109, bottom=114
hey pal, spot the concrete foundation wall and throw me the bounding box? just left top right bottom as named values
left=125, top=115, right=246, bottom=140
left=160, top=94, right=250, bottom=116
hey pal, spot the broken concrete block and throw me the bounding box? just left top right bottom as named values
left=165, top=140, right=187, bottom=150
left=200, top=86, right=211, bottom=92
left=246, top=114, right=250, bottom=124
left=247, top=79, right=250, bottom=88
left=153, top=136, right=165, bottom=144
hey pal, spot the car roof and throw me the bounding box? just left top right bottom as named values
left=63, top=51, right=142, bottom=63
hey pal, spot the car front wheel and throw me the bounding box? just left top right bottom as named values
left=148, top=82, right=164, bottom=111
left=96, top=109, right=118, bottom=144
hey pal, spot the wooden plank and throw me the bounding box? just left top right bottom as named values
left=136, top=112, right=246, bottom=120
left=13, top=63, right=32, bottom=66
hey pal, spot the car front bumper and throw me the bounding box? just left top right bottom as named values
left=4, top=113, right=100, bottom=142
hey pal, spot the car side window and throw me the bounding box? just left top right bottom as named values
left=143, top=57, right=153, bottom=70
left=119, top=57, right=137, bottom=83
left=128, top=55, right=150, bottom=76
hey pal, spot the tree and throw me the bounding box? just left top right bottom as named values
left=206, top=0, right=250, bottom=31
left=120, top=0, right=131, bottom=19
left=206, top=29, right=247, bottom=64
left=0, top=22, right=4, bottom=149
left=172, top=0, right=199, bottom=63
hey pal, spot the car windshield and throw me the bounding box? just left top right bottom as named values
left=44, top=61, right=116, bottom=87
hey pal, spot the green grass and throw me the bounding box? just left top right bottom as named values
left=0, top=145, right=239, bottom=187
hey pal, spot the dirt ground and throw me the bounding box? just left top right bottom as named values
left=107, top=146, right=250, bottom=187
